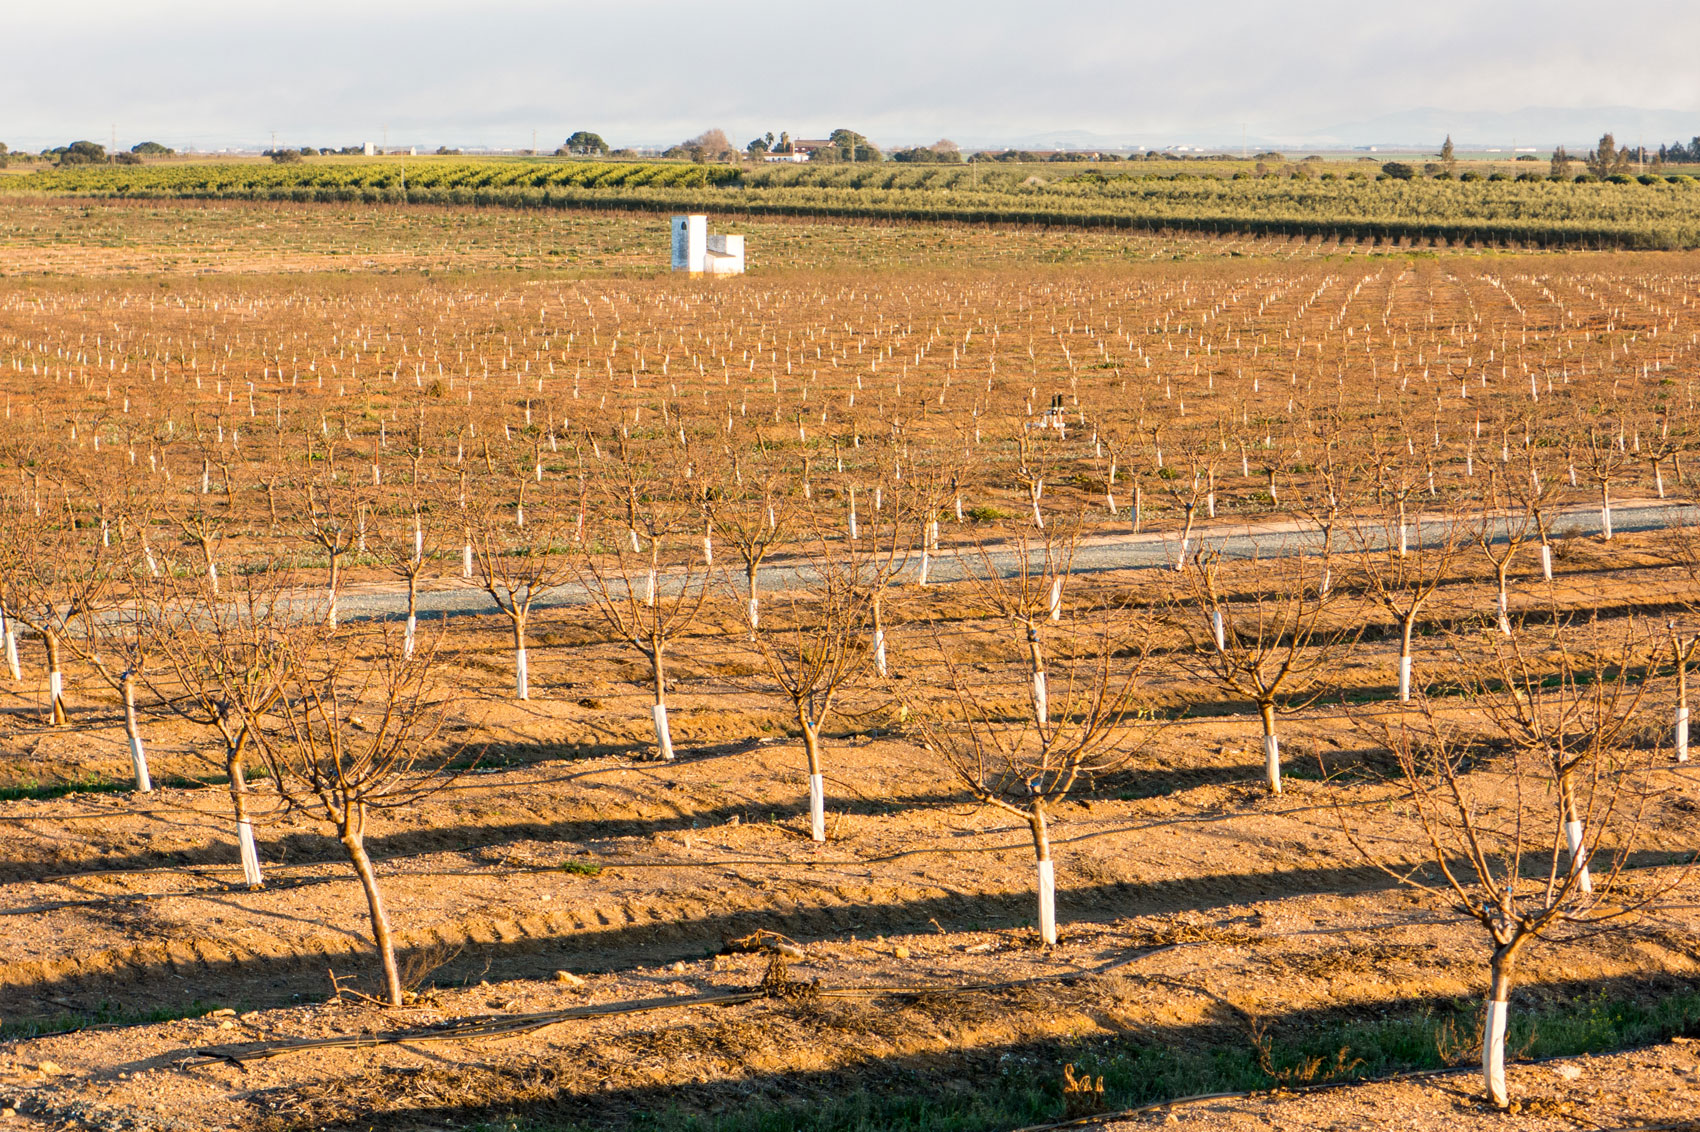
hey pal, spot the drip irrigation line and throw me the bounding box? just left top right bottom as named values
left=180, top=944, right=1179, bottom=1068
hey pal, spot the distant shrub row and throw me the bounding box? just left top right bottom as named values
left=11, top=159, right=1700, bottom=250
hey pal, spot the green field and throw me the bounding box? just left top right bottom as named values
left=9, top=156, right=1700, bottom=249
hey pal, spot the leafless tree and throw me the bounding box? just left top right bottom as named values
left=906, top=596, right=1153, bottom=945
left=742, top=527, right=905, bottom=840
left=1344, top=690, right=1672, bottom=1109
left=251, top=619, right=457, bottom=1006
left=142, top=565, right=299, bottom=888
left=1181, top=546, right=1360, bottom=793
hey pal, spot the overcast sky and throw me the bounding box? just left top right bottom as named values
left=5, top=0, right=1698, bottom=152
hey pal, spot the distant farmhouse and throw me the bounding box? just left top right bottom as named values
left=670, top=215, right=745, bottom=275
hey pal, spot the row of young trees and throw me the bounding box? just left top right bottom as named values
left=1, top=437, right=1691, bottom=1111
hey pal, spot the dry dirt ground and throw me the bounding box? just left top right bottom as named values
left=0, top=540, right=1697, bottom=1130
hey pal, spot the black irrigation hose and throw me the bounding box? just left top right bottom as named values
left=181, top=943, right=1183, bottom=1068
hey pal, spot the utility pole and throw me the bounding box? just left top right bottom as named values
left=532, top=127, right=537, bottom=155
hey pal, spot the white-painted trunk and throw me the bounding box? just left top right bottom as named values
left=1601, top=501, right=1613, bottom=541
left=874, top=628, right=888, bottom=677
left=1048, top=578, right=1062, bottom=622
left=1565, top=819, right=1592, bottom=893
left=49, top=670, right=62, bottom=713
left=128, top=735, right=152, bottom=793
left=462, top=543, right=473, bottom=577
left=1676, top=705, right=1689, bottom=763
left=237, top=818, right=263, bottom=888
left=1211, top=609, right=1225, bottom=651
left=1174, top=536, right=1188, bottom=571
left=1540, top=543, right=1552, bottom=580
left=1036, top=858, right=1057, bottom=946
left=1264, top=732, right=1281, bottom=794
left=702, top=534, right=713, bottom=567
left=1483, top=996, right=1509, bottom=1108
left=515, top=646, right=529, bottom=700
left=4, top=630, right=18, bottom=682
left=848, top=507, right=858, bottom=541
left=1319, top=567, right=1332, bottom=597
left=1032, top=669, right=1048, bottom=725
left=653, top=702, right=675, bottom=761
left=644, top=569, right=656, bottom=606
left=808, top=773, right=825, bottom=842
left=1398, top=654, right=1412, bottom=702
left=1398, top=524, right=1408, bottom=556
left=404, top=613, right=417, bottom=659
left=747, top=596, right=759, bottom=630
left=918, top=548, right=930, bottom=585
left=1496, top=590, right=1511, bottom=636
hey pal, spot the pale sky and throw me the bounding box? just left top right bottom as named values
left=5, top=0, right=1699, bottom=152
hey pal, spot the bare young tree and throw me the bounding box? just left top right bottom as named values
left=1345, top=692, right=1670, bottom=1109
left=1459, top=609, right=1655, bottom=894
left=1348, top=504, right=1465, bottom=703
left=1182, top=547, right=1359, bottom=793
left=907, top=596, right=1152, bottom=945
left=143, top=565, right=298, bottom=888
left=577, top=509, right=711, bottom=762
left=251, top=620, right=456, bottom=1006
left=742, top=528, right=905, bottom=840
left=467, top=492, right=573, bottom=701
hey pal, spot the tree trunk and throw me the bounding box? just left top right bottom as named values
left=0, top=603, right=18, bottom=683
left=512, top=615, right=529, bottom=700
left=650, top=645, right=674, bottom=760
left=327, top=554, right=340, bottom=628
left=1259, top=700, right=1281, bottom=794
left=1030, top=804, right=1056, bottom=945
left=404, top=578, right=419, bottom=659
left=1483, top=942, right=1520, bottom=1109
left=121, top=670, right=152, bottom=792
left=1676, top=637, right=1689, bottom=764
left=1559, top=776, right=1592, bottom=894
left=1600, top=482, right=1613, bottom=541
left=1398, top=617, right=1415, bottom=702
left=1539, top=539, right=1552, bottom=581
left=341, top=823, right=403, bottom=1007
left=800, top=716, right=825, bottom=842
left=1027, top=624, right=1048, bottom=726
left=44, top=627, right=67, bottom=725
left=227, top=748, right=263, bottom=888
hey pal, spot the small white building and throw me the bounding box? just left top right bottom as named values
left=362, top=141, right=376, bottom=156
left=671, top=215, right=745, bottom=275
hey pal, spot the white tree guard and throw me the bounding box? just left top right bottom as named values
left=4, top=630, right=18, bottom=682
left=515, top=646, right=529, bottom=700
left=404, top=613, right=417, bottom=659
left=874, top=628, right=887, bottom=678
left=702, top=534, right=713, bottom=567
left=1565, top=819, right=1592, bottom=893
left=49, top=670, right=62, bottom=711
left=1483, top=996, right=1509, bottom=1108
left=1212, top=609, right=1225, bottom=651
left=1264, top=732, right=1281, bottom=794
left=1540, top=543, right=1553, bottom=581
left=128, top=735, right=152, bottom=794
left=462, top=544, right=473, bottom=578
left=237, top=819, right=263, bottom=888
left=1601, top=503, right=1613, bottom=541
left=747, top=597, right=759, bottom=630
left=808, top=773, right=825, bottom=842
left=1032, top=669, right=1048, bottom=725
left=1049, top=578, right=1062, bottom=622
left=1037, top=858, right=1057, bottom=945
left=653, top=702, right=675, bottom=761
left=918, top=549, right=930, bottom=586
left=1677, top=705, right=1690, bottom=763
left=1399, top=655, right=1413, bottom=702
